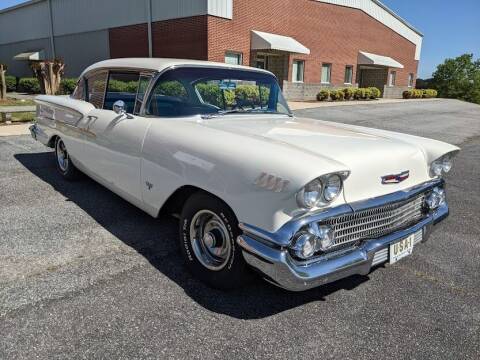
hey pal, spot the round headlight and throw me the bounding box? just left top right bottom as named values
left=291, top=232, right=317, bottom=259
left=315, top=225, right=335, bottom=251
left=323, top=175, right=342, bottom=202
left=297, top=179, right=322, bottom=209
left=430, top=160, right=444, bottom=177
left=442, top=156, right=453, bottom=173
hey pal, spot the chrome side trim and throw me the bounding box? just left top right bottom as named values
left=239, top=178, right=444, bottom=247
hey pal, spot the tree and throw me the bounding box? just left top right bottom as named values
left=431, top=54, right=480, bottom=104
left=30, top=59, right=65, bottom=95
left=0, top=64, right=7, bottom=100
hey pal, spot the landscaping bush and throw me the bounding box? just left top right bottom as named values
left=60, top=78, right=77, bottom=95
left=330, top=89, right=344, bottom=101
left=316, top=89, right=330, bottom=101
left=18, top=77, right=41, bottom=93
left=342, top=87, right=355, bottom=100
left=5, top=75, right=17, bottom=92
left=368, top=87, right=381, bottom=99
left=422, top=89, right=438, bottom=98
left=402, top=90, right=412, bottom=99
left=363, top=88, right=372, bottom=100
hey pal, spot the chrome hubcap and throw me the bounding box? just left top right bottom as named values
left=190, top=210, right=231, bottom=271
left=56, top=139, right=69, bottom=172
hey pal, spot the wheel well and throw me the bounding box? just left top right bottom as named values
left=48, top=135, right=59, bottom=148
left=158, top=185, right=234, bottom=219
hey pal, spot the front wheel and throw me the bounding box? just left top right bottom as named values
left=55, top=137, right=80, bottom=180
left=179, top=192, right=251, bottom=290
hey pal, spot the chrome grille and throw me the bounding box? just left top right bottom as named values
left=320, top=193, right=427, bottom=248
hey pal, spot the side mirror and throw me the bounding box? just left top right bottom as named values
left=113, top=100, right=126, bottom=115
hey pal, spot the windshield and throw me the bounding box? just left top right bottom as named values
left=146, top=67, right=291, bottom=117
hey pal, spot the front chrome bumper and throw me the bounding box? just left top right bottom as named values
left=237, top=180, right=449, bottom=291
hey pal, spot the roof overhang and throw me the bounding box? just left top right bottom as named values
left=13, top=50, right=45, bottom=61
left=251, top=30, right=310, bottom=55
left=358, top=51, right=404, bottom=69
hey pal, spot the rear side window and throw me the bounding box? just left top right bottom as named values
left=104, top=72, right=140, bottom=114
left=72, top=78, right=86, bottom=101
left=86, top=71, right=108, bottom=109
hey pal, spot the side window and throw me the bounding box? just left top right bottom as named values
left=86, top=71, right=108, bottom=109
left=72, top=78, right=86, bottom=100
left=104, top=72, right=140, bottom=114
left=147, top=80, right=189, bottom=117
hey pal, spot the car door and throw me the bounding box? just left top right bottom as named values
left=81, top=70, right=154, bottom=207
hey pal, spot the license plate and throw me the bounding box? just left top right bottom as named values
left=389, top=234, right=415, bottom=264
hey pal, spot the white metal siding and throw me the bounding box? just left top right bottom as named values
left=313, top=0, right=423, bottom=60
left=0, top=1, right=50, bottom=45
left=208, top=0, right=233, bottom=19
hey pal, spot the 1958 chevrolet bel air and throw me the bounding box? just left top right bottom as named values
left=30, top=58, right=459, bottom=291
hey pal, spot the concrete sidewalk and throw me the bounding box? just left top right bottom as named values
left=288, top=98, right=440, bottom=110
left=0, top=123, right=31, bottom=136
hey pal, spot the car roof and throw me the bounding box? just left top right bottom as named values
left=80, top=58, right=273, bottom=77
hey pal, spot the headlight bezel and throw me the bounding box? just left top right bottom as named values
left=429, top=151, right=458, bottom=178
left=296, top=171, right=349, bottom=210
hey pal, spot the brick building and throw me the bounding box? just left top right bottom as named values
left=0, top=0, right=423, bottom=99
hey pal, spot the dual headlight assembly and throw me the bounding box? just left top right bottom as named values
left=293, top=172, right=349, bottom=259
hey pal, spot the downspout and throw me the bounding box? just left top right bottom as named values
left=147, top=0, right=153, bottom=57
left=47, top=0, right=56, bottom=58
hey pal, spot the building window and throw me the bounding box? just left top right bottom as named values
left=225, top=51, right=242, bottom=65
left=344, top=65, right=353, bottom=84
left=292, top=60, right=305, bottom=83
left=321, top=63, right=332, bottom=84
left=389, top=71, right=397, bottom=86
left=408, top=73, right=414, bottom=87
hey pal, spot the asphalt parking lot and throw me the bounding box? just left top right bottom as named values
left=1, top=99, right=479, bottom=359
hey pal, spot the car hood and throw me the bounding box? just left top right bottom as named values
left=201, top=115, right=433, bottom=203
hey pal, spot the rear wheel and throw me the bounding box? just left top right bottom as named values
left=55, top=137, right=80, bottom=180
left=179, top=192, right=250, bottom=290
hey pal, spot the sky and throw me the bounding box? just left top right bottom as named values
left=1, top=0, right=479, bottom=78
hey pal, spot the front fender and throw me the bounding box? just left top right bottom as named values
left=140, top=117, right=347, bottom=232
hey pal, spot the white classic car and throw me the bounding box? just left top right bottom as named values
left=30, top=58, right=459, bottom=291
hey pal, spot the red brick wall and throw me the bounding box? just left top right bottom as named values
left=152, top=16, right=208, bottom=60
left=109, top=23, right=149, bottom=58
left=207, top=0, right=419, bottom=86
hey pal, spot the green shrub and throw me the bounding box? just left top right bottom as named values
left=364, top=88, right=372, bottom=100
left=368, top=87, right=381, bottom=99
left=108, top=79, right=139, bottom=93
left=402, top=90, right=412, bottom=99
left=342, top=87, right=355, bottom=100
left=316, top=89, right=330, bottom=101
left=422, top=89, right=438, bottom=98
left=18, top=78, right=41, bottom=93
left=354, top=88, right=364, bottom=100
left=414, top=89, right=423, bottom=98
left=5, top=75, right=17, bottom=92
left=330, top=89, right=345, bottom=101
left=60, top=78, right=77, bottom=95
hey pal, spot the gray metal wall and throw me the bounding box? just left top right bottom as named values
left=0, top=0, right=233, bottom=78
left=55, top=30, right=110, bottom=77
left=0, top=1, right=50, bottom=45
left=0, top=38, right=52, bottom=77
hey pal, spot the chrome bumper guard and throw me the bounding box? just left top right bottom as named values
left=237, top=180, right=449, bottom=291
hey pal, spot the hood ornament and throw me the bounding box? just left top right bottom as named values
left=381, top=170, right=410, bottom=184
